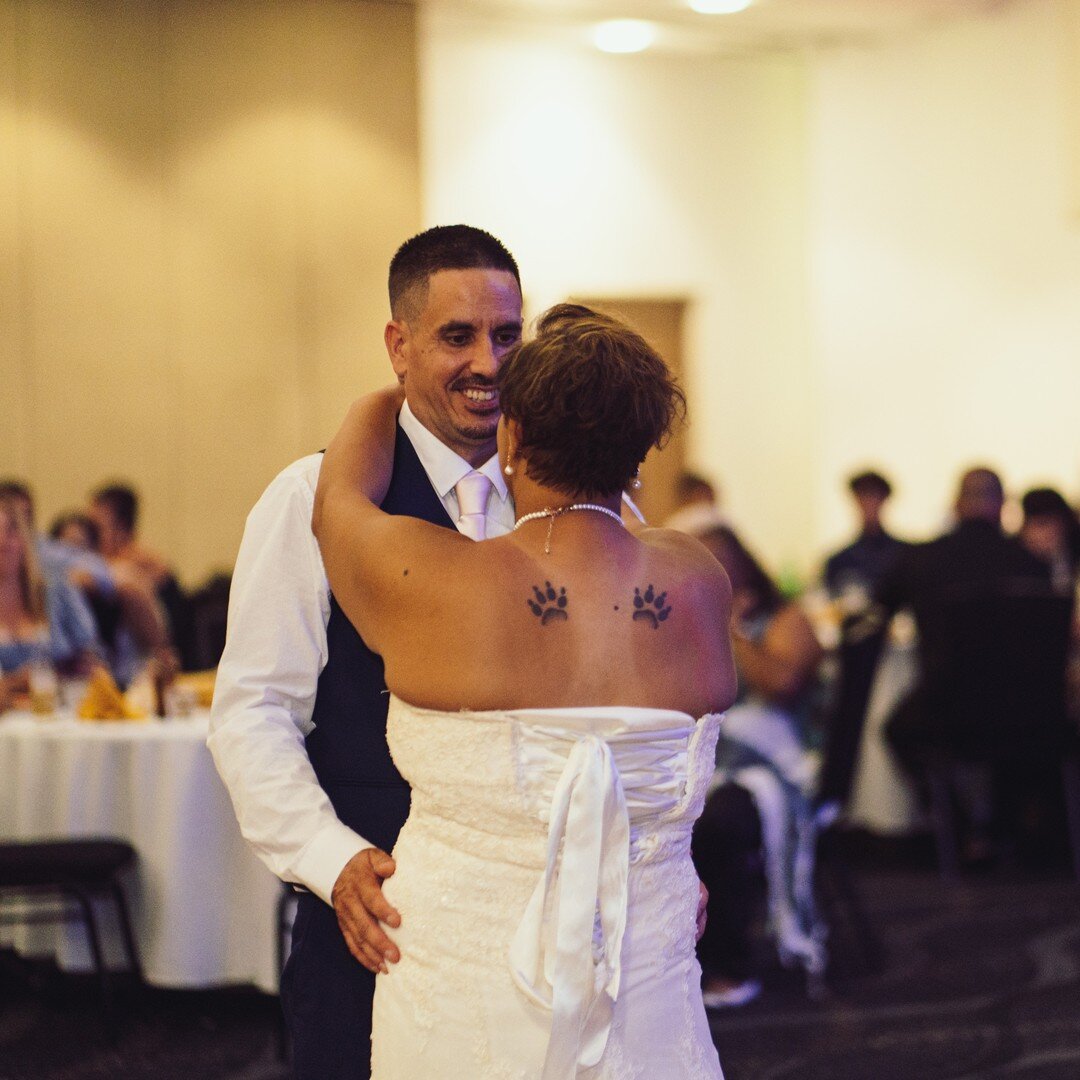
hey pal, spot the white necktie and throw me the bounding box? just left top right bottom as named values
left=454, top=471, right=492, bottom=541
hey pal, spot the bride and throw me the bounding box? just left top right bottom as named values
left=313, top=305, right=736, bottom=1079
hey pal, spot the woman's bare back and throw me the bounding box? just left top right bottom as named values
left=365, top=519, right=737, bottom=719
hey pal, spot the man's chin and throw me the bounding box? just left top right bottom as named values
left=455, top=420, right=499, bottom=450
left=458, top=425, right=498, bottom=444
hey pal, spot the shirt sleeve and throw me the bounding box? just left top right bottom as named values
left=39, top=538, right=117, bottom=600
left=46, top=573, right=102, bottom=663
left=207, top=458, right=371, bottom=905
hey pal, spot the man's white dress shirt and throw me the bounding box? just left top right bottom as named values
left=208, top=402, right=513, bottom=905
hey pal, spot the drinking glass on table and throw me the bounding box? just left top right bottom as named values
left=28, top=657, right=58, bottom=716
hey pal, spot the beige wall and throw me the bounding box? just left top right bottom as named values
left=421, top=2, right=1080, bottom=581
left=809, top=0, right=1080, bottom=552
left=420, top=13, right=815, bottom=579
left=1, top=0, right=420, bottom=585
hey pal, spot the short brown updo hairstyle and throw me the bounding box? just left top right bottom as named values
left=496, top=304, right=686, bottom=496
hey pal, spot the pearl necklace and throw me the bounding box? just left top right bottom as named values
left=513, top=503, right=625, bottom=555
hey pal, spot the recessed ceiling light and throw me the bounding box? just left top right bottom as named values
left=690, top=0, right=754, bottom=14
left=593, top=19, right=657, bottom=54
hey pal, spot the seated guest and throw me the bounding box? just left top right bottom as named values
left=1020, top=488, right=1080, bottom=728
left=877, top=468, right=1049, bottom=621
left=89, top=483, right=174, bottom=586
left=49, top=511, right=100, bottom=554
left=1019, top=487, right=1080, bottom=596
left=877, top=467, right=1052, bottom=776
left=692, top=525, right=825, bottom=1007
left=664, top=470, right=726, bottom=535
left=0, top=495, right=101, bottom=696
left=89, top=482, right=188, bottom=677
left=0, top=480, right=115, bottom=601
left=823, top=469, right=908, bottom=604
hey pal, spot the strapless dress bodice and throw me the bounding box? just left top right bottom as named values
left=387, top=697, right=717, bottom=845
left=376, top=697, right=724, bottom=1080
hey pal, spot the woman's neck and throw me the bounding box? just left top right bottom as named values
left=510, top=485, right=622, bottom=522
left=509, top=487, right=627, bottom=556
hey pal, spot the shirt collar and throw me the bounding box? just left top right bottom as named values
left=398, top=399, right=509, bottom=502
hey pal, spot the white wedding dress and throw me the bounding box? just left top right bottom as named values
left=371, top=696, right=725, bottom=1080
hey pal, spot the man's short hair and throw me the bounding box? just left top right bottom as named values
left=1021, top=486, right=1073, bottom=521
left=92, top=483, right=139, bottom=533
left=957, top=466, right=1004, bottom=504
left=0, top=479, right=32, bottom=504
left=675, top=470, right=716, bottom=503
left=848, top=470, right=892, bottom=500
left=388, top=225, right=520, bottom=320
left=0, top=480, right=34, bottom=523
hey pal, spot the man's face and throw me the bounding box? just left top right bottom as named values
left=1021, top=516, right=1064, bottom=561
left=386, top=268, right=523, bottom=466
left=854, top=492, right=885, bottom=531
left=89, top=500, right=123, bottom=558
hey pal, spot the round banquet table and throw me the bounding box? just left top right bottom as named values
left=0, top=709, right=281, bottom=992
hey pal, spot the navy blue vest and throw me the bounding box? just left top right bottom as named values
left=306, top=424, right=456, bottom=854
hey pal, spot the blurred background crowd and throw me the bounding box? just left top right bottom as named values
left=0, top=478, right=228, bottom=717
left=666, top=463, right=1080, bottom=1006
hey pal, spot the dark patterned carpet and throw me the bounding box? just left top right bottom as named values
left=1, top=836, right=1078, bottom=1079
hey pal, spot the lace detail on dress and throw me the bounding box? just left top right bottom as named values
left=371, top=700, right=725, bottom=1080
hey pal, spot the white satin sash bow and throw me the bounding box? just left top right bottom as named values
left=508, top=722, right=693, bottom=1080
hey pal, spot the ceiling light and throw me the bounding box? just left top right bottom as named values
left=593, top=19, right=657, bottom=54
left=690, top=0, right=753, bottom=14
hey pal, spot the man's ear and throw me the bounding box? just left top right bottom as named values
left=385, top=320, right=408, bottom=382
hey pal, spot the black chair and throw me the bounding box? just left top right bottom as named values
left=0, top=838, right=143, bottom=1041
left=916, top=590, right=1080, bottom=879
left=186, top=573, right=232, bottom=671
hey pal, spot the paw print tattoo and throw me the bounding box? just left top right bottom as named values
left=527, top=581, right=569, bottom=625
left=632, top=584, right=671, bottom=629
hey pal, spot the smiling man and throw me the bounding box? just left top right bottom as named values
left=209, top=226, right=523, bottom=1080
left=384, top=251, right=522, bottom=463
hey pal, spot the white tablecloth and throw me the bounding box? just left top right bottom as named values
left=0, top=710, right=282, bottom=992
left=845, top=638, right=923, bottom=834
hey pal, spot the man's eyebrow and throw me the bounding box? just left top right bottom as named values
left=437, top=320, right=478, bottom=334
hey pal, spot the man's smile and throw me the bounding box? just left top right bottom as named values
left=456, top=385, right=500, bottom=411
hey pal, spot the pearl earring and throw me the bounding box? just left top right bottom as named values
left=504, top=463, right=514, bottom=476
left=631, top=470, right=642, bottom=490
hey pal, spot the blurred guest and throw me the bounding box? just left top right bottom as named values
left=877, top=468, right=1051, bottom=786
left=1019, top=489, right=1080, bottom=728
left=89, top=484, right=172, bottom=584
left=0, top=480, right=115, bottom=601
left=877, top=467, right=1050, bottom=625
left=49, top=511, right=100, bottom=553
left=47, top=505, right=168, bottom=680
left=692, top=525, right=825, bottom=1007
left=89, top=482, right=191, bottom=673
left=0, top=495, right=100, bottom=694
left=664, top=470, right=726, bottom=535
left=824, top=469, right=908, bottom=604
left=1019, top=487, right=1080, bottom=596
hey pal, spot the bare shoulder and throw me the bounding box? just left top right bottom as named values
left=628, top=528, right=732, bottom=642
left=638, top=525, right=714, bottom=560
left=638, top=527, right=730, bottom=590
